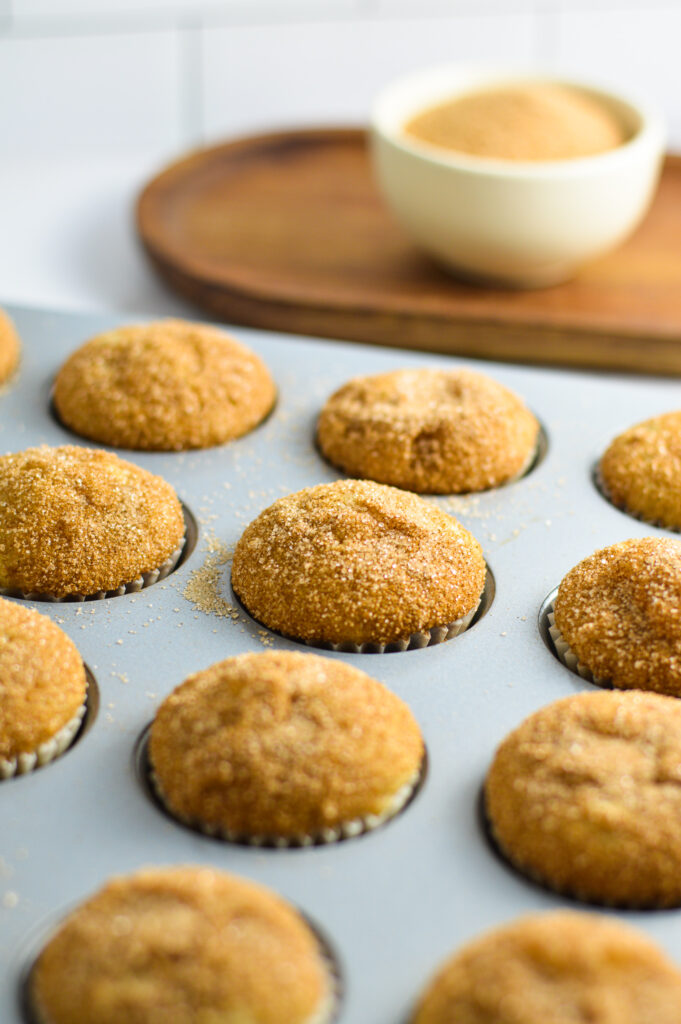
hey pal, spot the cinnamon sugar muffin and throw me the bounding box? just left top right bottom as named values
left=317, top=368, right=539, bottom=493
left=53, top=319, right=276, bottom=451
left=599, top=411, right=681, bottom=529
left=0, top=597, right=87, bottom=778
left=0, top=308, right=20, bottom=384
left=485, top=689, right=681, bottom=907
left=551, top=537, right=681, bottom=695
left=0, top=445, right=185, bottom=599
left=30, top=865, right=335, bottom=1024
left=231, top=479, right=486, bottom=651
left=412, top=911, right=681, bottom=1024
left=149, top=650, right=425, bottom=844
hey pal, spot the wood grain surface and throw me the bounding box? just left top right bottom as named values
left=137, top=127, right=681, bottom=374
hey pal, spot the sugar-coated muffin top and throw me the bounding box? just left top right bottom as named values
left=150, top=650, right=424, bottom=838
left=412, top=911, right=681, bottom=1024
left=0, top=308, right=20, bottom=385
left=31, top=865, right=333, bottom=1024
left=600, top=411, right=681, bottom=530
left=54, top=319, right=276, bottom=451
left=0, top=597, right=86, bottom=761
left=0, top=445, right=184, bottom=597
left=554, top=537, right=681, bottom=695
left=317, top=369, right=539, bottom=493
left=231, top=479, right=486, bottom=646
left=486, top=689, right=681, bottom=907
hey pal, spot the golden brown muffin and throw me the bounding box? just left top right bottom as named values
left=31, top=865, right=334, bottom=1024
left=0, top=597, right=87, bottom=777
left=149, top=650, right=424, bottom=842
left=0, top=445, right=185, bottom=598
left=412, top=911, right=681, bottom=1024
left=0, top=308, right=20, bottom=384
left=485, top=689, right=681, bottom=907
left=552, top=537, right=681, bottom=696
left=231, top=479, right=486, bottom=649
left=53, top=319, right=276, bottom=451
left=600, top=412, right=681, bottom=530
left=317, top=369, right=539, bottom=493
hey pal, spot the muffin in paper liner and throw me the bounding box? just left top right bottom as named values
left=231, top=479, right=487, bottom=654
left=0, top=536, right=185, bottom=603
left=28, top=865, right=341, bottom=1024
left=547, top=604, right=609, bottom=687
left=596, top=463, right=681, bottom=534
left=0, top=703, right=86, bottom=780
left=146, top=650, right=426, bottom=847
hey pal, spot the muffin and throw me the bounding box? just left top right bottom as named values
left=53, top=319, right=276, bottom=451
left=0, top=445, right=185, bottom=599
left=485, top=689, right=681, bottom=907
left=317, top=368, right=539, bottom=493
left=0, top=597, right=87, bottom=778
left=0, top=308, right=20, bottom=384
left=599, top=411, right=681, bottom=530
left=412, top=911, right=681, bottom=1024
left=30, top=865, right=336, bottom=1024
left=149, top=650, right=425, bottom=844
left=550, top=537, right=681, bottom=695
left=231, top=479, right=486, bottom=651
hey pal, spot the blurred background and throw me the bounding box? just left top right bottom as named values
left=0, top=0, right=677, bottom=316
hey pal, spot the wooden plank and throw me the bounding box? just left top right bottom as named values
left=136, top=127, right=681, bottom=374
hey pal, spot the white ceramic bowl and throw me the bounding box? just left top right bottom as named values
left=371, top=67, right=666, bottom=287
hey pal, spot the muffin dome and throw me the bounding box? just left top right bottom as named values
left=600, top=411, right=681, bottom=530
left=53, top=319, right=276, bottom=451
left=0, top=597, right=87, bottom=777
left=0, top=445, right=185, bottom=598
left=0, top=308, right=20, bottom=384
left=231, top=479, right=486, bottom=649
left=553, top=537, right=681, bottom=695
left=149, top=650, right=424, bottom=842
left=31, top=865, right=334, bottom=1024
left=412, top=911, right=681, bottom=1024
left=317, top=368, right=539, bottom=493
left=486, top=689, right=681, bottom=907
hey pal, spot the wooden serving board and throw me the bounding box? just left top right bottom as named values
left=137, top=127, right=681, bottom=375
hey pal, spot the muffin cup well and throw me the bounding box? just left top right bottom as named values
left=0, top=703, right=86, bottom=780
left=547, top=604, right=609, bottom=687
left=0, top=537, right=185, bottom=603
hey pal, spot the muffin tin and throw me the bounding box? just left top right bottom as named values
left=2, top=302, right=681, bottom=1024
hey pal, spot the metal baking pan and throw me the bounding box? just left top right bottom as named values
left=1, top=303, right=680, bottom=1023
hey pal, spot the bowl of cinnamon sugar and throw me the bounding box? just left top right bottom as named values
left=371, top=67, right=665, bottom=287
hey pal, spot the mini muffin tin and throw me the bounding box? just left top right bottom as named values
left=2, top=303, right=681, bottom=1023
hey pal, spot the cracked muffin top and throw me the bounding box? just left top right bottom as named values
left=0, top=445, right=184, bottom=597
left=231, top=479, right=486, bottom=646
left=485, top=689, right=681, bottom=907
left=317, top=368, right=539, bottom=493
left=54, top=319, right=276, bottom=451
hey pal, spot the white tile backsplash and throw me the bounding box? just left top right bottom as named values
left=0, top=30, right=183, bottom=157
left=201, top=13, right=536, bottom=138
left=555, top=5, right=681, bottom=151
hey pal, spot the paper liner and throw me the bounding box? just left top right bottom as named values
left=547, top=604, right=608, bottom=686
left=0, top=536, right=185, bottom=603
left=595, top=465, right=681, bottom=534
left=0, top=703, right=86, bottom=780
left=304, top=599, right=480, bottom=655
left=149, top=759, right=424, bottom=848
